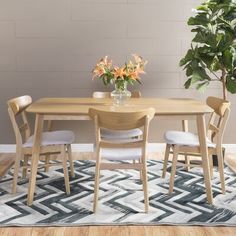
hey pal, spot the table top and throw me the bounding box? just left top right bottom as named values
left=26, top=97, right=213, bottom=116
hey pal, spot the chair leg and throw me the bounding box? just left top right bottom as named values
left=139, top=158, right=142, bottom=182
left=12, top=146, right=22, bottom=193
left=142, top=160, right=149, bottom=213
left=93, top=150, right=101, bottom=213
left=216, top=147, right=225, bottom=194
left=169, top=145, right=179, bottom=195
left=184, top=154, right=190, bottom=172
left=209, top=155, right=214, bottom=179
left=44, top=154, right=50, bottom=172
left=67, top=144, right=75, bottom=178
left=22, top=155, right=28, bottom=179
left=162, top=144, right=171, bottom=178
left=61, top=145, right=70, bottom=195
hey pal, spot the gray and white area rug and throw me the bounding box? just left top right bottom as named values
left=1, top=160, right=236, bottom=226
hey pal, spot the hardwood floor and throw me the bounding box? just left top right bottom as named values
left=1, top=226, right=236, bottom=236
left=0, top=153, right=14, bottom=177
left=225, top=153, right=236, bottom=173
left=1, top=152, right=236, bottom=236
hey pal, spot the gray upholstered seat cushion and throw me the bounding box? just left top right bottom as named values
left=101, top=148, right=142, bottom=161
left=98, top=128, right=143, bottom=161
left=164, top=130, right=215, bottom=148
left=23, top=130, right=75, bottom=148
left=100, top=128, right=143, bottom=139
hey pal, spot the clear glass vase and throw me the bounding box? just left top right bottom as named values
left=111, top=81, right=131, bottom=105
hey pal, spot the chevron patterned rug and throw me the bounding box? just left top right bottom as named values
left=0, top=160, right=236, bottom=226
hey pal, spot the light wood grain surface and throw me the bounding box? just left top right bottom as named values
left=1, top=226, right=236, bottom=236
left=25, top=97, right=214, bottom=206
left=26, top=98, right=212, bottom=116
left=0, top=155, right=14, bottom=177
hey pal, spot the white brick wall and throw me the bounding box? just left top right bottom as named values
left=0, top=0, right=234, bottom=144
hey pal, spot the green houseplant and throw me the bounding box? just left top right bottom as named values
left=180, top=0, right=236, bottom=100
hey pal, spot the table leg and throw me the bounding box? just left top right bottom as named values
left=44, top=120, right=53, bottom=172
left=182, top=120, right=188, bottom=132
left=197, top=114, right=213, bottom=204
left=182, top=120, right=190, bottom=171
left=27, top=114, right=43, bottom=206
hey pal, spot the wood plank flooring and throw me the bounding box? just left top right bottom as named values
left=0, top=153, right=14, bottom=177
left=1, top=152, right=236, bottom=236
left=1, top=226, right=236, bottom=236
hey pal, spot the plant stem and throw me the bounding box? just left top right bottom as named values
left=221, top=68, right=227, bottom=100
left=202, top=61, right=221, bottom=80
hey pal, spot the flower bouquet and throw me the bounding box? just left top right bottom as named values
left=92, top=54, right=147, bottom=104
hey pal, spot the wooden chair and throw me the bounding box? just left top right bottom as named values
left=162, top=96, right=230, bottom=195
left=7, top=95, right=75, bottom=195
left=89, top=107, right=155, bottom=213
left=92, top=91, right=143, bottom=139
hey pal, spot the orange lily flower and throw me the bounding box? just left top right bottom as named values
left=132, top=54, right=143, bottom=63
left=136, top=63, right=146, bottom=75
left=100, top=56, right=112, bottom=69
left=92, top=65, right=106, bottom=79
left=92, top=54, right=147, bottom=86
left=113, top=66, right=126, bottom=79
left=128, top=71, right=139, bottom=80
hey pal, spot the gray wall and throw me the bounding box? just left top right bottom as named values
left=0, top=0, right=235, bottom=144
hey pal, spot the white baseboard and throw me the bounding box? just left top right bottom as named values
left=0, top=145, right=16, bottom=153
left=0, top=143, right=235, bottom=154
left=0, top=143, right=166, bottom=153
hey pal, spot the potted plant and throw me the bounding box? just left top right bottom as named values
left=180, top=0, right=236, bottom=99
left=92, top=54, right=147, bottom=104
left=180, top=0, right=236, bottom=165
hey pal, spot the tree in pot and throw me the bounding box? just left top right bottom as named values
left=180, top=0, right=236, bottom=165
left=180, top=0, right=236, bottom=100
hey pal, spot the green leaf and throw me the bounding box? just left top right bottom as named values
left=210, top=57, right=221, bottom=71
left=194, top=66, right=211, bottom=81
left=200, top=54, right=215, bottom=68
left=196, top=81, right=210, bottom=92
left=218, top=31, right=234, bottom=51
left=192, top=71, right=204, bottom=83
left=205, top=32, right=218, bottom=48
left=180, top=49, right=193, bottom=66
left=197, top=5, right=209, bottom=11
left=127, top=80, right=134, bottom=85
left=186, top=66, right=193, bottom=76
left=190, top=59, right=200, bottom=69
left=230, top=18, right=236, bottom=28
left=223, top=49, right=233, bottom=69
left=231, top=47, right=236, bottom=65
left=103, top=78, right=107, bottom=85
left=184, top=78, right=192, bottom=89
left=192, top=32, right=206, bottom=43
left=226, top=75, right=236, bottom=93
left=188, top=14, right=209, bottom=26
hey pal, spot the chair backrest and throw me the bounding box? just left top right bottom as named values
left=89, top=108, right=155, bottom=148
left=206, top=96, right=230, bottom=147
left=92, top=91, right=141, bottom=98
left=7, top=95, right=32, bottom=146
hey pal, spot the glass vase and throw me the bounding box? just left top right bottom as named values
left=111, top=81, right=131, bottom=105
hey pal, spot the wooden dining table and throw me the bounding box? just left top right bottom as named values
left=26, top=97, right=213, bottom=206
